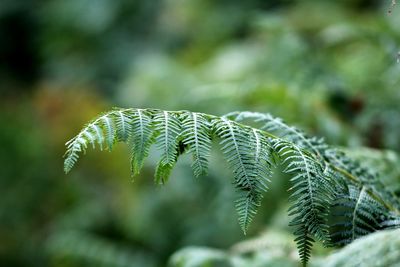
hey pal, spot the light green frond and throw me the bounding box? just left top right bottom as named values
left=114, top=109, right=132, bottom=142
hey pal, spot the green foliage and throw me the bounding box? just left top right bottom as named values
left=64, top=108, right=400, bottom=266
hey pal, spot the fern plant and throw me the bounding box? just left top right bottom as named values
left=64, top=108, right=400, bottom=266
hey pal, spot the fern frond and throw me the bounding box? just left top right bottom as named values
left=114, top=109, right=132, bottom=142
left=64, top=108, right=400, bottom=266
left=227, top=111, right=400, bottom=216
left=64, top=112, right=119, bottom=173
left=324, top=148, right=400, bottom=211
left=225, top=111, right=327, bottom=161
left=273, top=139, right=336, bottom=263
left=330, top=185, right=389, bottom=246
left=153, top=111, right=182, bottom=184
left=128, top=109, right=156, bottom=176
left=343, top=148, right=400, bottom=195
left=214, top=118, right=272, bottom=233
left=294, top=224, right=314, bottom=266
left=101, top=114, right=115, bottom=150
left=64, top=136, right=87, bottom=173
left=181, top=112, right=212, bottom=177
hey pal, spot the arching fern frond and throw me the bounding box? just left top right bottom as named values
left=226, top=111, right=400, bottom=247
left=226, top=111, right=400, bottom=215
left=64, top=108, right=400, bottom=266
left=64, top=108, right=275, bottom=235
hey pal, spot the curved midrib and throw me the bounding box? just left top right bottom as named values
left=137, top=109, right=146, bottom=154
left=224, top=119, right=251, bottom=187
left=224, top=118, right=253, bottom=227
left=252, top=128, right=261, bottom=169
left=294, top=144, right=317, bottom=224
left=352, top=186, right=365, bottom=241
left=192, top=113, right=203, bottom=170
left=163, top=111, right=170, bottom=162
left=118, top=110, right=126, bottom=137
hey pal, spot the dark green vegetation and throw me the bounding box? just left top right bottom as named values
left=2, top=0, right=400, bottom=266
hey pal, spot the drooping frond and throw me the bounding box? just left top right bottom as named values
left=226, top=111, right=400, bottom=218
left=213, top=118, right=273, bottom=233
left=64, top=108, right=400, bottom=266
left=64, top=108, right=275, bottom=235
left=294, top=224, right=314, bottom=266
left=330, top=185, right=387, bottom=246
left=181, top=112, right=212, bottom=177
left=273, top=139, right=336, bottom=262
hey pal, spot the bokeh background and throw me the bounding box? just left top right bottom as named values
left=1, top=0, right=400, bottom=266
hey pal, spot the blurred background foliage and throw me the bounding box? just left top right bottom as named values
left=1, top=0, right=400, bottom=266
